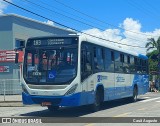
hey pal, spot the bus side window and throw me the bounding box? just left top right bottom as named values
left=86, top=52, right=92, bottom=71
left=130, top=56, right=135, bottom=73
left=105, top=49, right=114, bottom=72
left=134, top=57, right=142, bottom=74
left=94, top=47, right=105, bottom=71
left=93, top=47, right=98, bottom=70
left=138, top=59, right=142, bottom=74
left=81, top=44, right=92, bottom=81
left=142, top=60, right=147, bottom=74
left=115, top=51, right=123, bottom=73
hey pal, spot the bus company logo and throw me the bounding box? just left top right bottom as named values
left=116, top=75, right=125, bottom=82
left=2, top=118, right=11, bottom=123
left=97, top=75, right=108, bottom=82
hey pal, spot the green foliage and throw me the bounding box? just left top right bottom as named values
left=147, top=50, right=158, bottom=61
left=148, top=59, right=158, bottom=72
left=146, top=37, right=160, bottom=75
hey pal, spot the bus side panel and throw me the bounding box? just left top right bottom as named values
left=79, top=91, right=95, bottom=105
left=80, top=74, right=98, bottom=105
left=131, top=74, right=149, bottom=95
left=94, top=72, right=115, bottom=101
left=80, top=72, right=115, bottom=105
left=114, top=73, right=131, bottom=99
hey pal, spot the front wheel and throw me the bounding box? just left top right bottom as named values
left=47, top=106, right=59, bottom=112
left=90, top=90, right=101, bottom=112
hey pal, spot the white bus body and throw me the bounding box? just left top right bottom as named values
left=21, top=35, right=149, bottom=110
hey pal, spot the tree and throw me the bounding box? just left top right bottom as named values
left=147, top=51, right=158, bottom=70
left=145, top=37, right=160, bottom=52
left=146, top=36, right=160, bottom=90
left=147, top=50, right=158, bottom=61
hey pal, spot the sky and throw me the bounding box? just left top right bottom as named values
left=1, top=0, right=160, bottom=54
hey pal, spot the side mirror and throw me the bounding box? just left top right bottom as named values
left=15, top=52, right=19, bottom=64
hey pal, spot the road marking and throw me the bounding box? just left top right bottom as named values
left=138, top=108, right=146, bottom=111
left=143, top=97, right=150, bottom=99
left=113, top=112, right=131, bottom=117
left=140, top=97, right=160, bottom=103
left=156, top=101, right=160, bottom=103
left=84, top=123, right=94, bottom=126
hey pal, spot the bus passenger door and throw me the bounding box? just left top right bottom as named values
left=81, top=45, right=92, bottom=89
left=81, top=44, right=93, bottom=104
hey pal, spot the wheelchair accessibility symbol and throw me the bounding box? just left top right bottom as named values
left=48, top=71, right=56, bottom=79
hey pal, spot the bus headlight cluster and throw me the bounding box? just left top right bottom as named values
left=65, top=84, right=78, bottom=96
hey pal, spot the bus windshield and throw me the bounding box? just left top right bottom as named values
left=23, top=46, right=78, bottom=85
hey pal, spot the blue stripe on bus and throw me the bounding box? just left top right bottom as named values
left=22, top=92, right=80, bottom=106
left=22, top=92, right=85, bottom=106
left=22, top=84, right=148, bottom=107
left=22, top=74, right=149, bottom=106
left=22, top=86, right=148, bottom=107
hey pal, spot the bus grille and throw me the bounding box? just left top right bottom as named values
left=28, top=84, right=67, bottom=90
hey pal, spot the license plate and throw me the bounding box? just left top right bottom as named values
left=41, top=102, right=51, bottom=106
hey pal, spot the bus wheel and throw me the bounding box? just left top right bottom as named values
left=133, top=86, right=138, bottom=102
left=47, top=106, right=59, bottom=112
left=91, top=90, right=101, bottom=112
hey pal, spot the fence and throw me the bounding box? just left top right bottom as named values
left=0, top=79, right=22, bottom=102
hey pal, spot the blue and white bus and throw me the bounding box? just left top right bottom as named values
left=20, top=35, right=149, bottom=111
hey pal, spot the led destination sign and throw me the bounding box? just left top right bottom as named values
left=27, top=37, right=78, bottom=47
left=47, top=39, right=65, bottom=45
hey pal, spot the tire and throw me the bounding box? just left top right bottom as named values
left=90, top=89, right=102, bottom=112
left=47, top=106, right=59, bottom=112
left=132, top=86, right=138, bottom=102
left=127, top=86, right=138, bottom=102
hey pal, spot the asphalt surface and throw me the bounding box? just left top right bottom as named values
left=0, top=92, right=160, bottom=126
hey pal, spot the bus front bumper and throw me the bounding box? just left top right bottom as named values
left=22, top=92, right=81, bottom=107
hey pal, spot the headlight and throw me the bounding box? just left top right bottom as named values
left=65, top=84, right=78, bottom=96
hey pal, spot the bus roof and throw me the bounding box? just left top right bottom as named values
left=79, top=34, right=148, bottom=60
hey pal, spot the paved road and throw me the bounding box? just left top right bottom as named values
left=0, top=92, right=160, bottom=126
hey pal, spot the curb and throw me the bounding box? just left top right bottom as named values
left=0, top=101, right=24, bottom=107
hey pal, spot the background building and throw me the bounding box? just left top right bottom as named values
left=0, top=14, right=76, bottom=79
left=0, top=14, right=76, bottom=94
left=0, top=14, right=75, bottom=50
